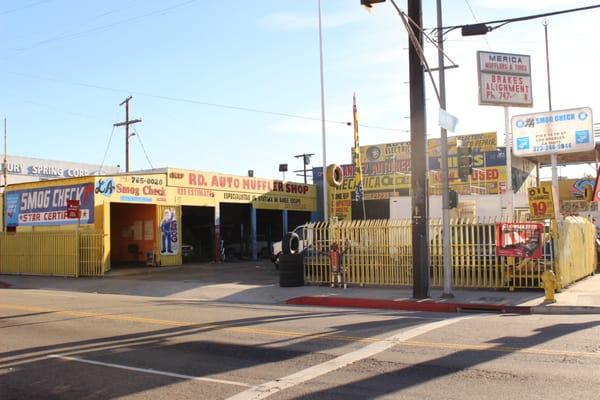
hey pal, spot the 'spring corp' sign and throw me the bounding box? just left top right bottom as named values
left=5, top=162, right=92, bottom=177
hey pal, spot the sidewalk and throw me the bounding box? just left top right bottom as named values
left=1, top=261, right=599, bottom=314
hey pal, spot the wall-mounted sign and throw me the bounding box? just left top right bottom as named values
left=95, top=174, right=168, bottom=204
left=5, top=183, right=95, bottom=226
left=66, top=199, right=80, bottom=219
left=496, top=222, right=543, bottom=259
left=477, top=51, right=532, bottom=107
left=512, top=107, right=594, bottom=157
left=527, top=186, right=555, bottom=220
left=167, top=168, right=316, bottom=211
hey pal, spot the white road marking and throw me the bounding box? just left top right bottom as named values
left=48, top=354, right=251, bottom=388
left=226, top=316, right=471, bottom=400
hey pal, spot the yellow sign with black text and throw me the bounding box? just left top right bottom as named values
left=528, top=186, right=555, bottom=220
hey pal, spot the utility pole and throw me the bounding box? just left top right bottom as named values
left=407, top=0, right=430, bottom=299
left=2, top=118, right=7, bottom=233
left=114, top=96, right=142, bottom=173
left=294, top=153, right=314, bottom=184
left=436, top=0, right=453, bottom=298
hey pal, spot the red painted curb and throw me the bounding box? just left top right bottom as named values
left=0, top=281, right=11, bottom=289
left=286, top=296, right=531, bottom=314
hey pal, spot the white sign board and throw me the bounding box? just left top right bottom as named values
left=511, top=107, right=594, bottom=157
left=477, top=51, right=532, bottom=107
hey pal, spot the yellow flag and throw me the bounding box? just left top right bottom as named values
left=353, top=93, right=364, bottom=201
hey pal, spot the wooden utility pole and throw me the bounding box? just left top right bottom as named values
left=113, top=96, right=142, bottom=172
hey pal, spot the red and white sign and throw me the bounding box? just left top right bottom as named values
left=66, top=199, right=80, bottom=219
left=477, top=51, right=532, bottom=107
left=496, top=222, right=543, bottom=259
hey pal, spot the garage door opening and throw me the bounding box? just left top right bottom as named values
left=110, top=203, right=156, bottom=266
left=181, top=206, right=215, bottom=262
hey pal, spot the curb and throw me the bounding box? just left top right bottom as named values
left=0, top=281, right=12, bottom=289
left=530, top=305, right=600, bottom=315
left=286, top=296, right=531, bottom=314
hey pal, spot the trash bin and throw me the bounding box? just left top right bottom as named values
left=279, top=253, right=304, bottom=287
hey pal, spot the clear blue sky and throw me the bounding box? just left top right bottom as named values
left=1, top=0, right=598, bottom=180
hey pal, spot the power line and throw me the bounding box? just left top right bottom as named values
left=132, top=125, right=154, bottom=169
left=0, top=0, right=52, bottom=16
left=2, top=0, right=200, bottom=56
left=463, top=0, right=492, bottom=50
left=439, top=4, right=600, bottom=33
left=99, top=125, right=116, bottom=174
left=2, top=69, right=407, bottom=132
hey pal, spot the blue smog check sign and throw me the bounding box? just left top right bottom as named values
left=511, top=107, right=594, bottom=157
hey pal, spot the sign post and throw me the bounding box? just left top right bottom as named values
left=477, top=51, right=532, bottom=219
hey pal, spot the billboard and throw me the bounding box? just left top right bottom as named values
left=477, top=51, right=532, bottom=107
left=512, top=107, right=594, bottom=157
left=5, top=183, right=95, bottom=227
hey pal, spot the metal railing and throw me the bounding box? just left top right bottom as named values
left=303, top=218, right=572, bottom=289
left=0, top=230, right=104, bottom=277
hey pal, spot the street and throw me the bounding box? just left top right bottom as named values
left=1, top=289, right=599, bottom=399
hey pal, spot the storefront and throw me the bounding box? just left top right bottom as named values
left=2, top=168, right=317, bottom=270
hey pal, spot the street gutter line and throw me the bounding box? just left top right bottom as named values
left=226, top=316, right=472, bottom=400
left=48, top=354, right=251, bottom=388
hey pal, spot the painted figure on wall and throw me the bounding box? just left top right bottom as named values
left=160, top=208, right=174, bottom=255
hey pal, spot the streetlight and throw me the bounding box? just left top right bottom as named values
left=318, top=0, right=328, bottom=221
left=361, top=0, right=430, bottom=299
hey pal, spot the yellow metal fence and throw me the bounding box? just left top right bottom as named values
left=303, top=217, right=596, bottom=290
left=0, top=231, right=104, bottom=277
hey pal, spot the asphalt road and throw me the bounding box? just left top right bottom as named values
left=1, top=289, right=599, bottom=400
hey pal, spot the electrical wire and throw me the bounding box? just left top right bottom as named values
left=3, top=0, right=199, bottom=56
left=463, top=0, right=492, bottom=50
left=438, top=4, right=600, bottom=34
left=132, top=125, right=154, bottom=169
left=0, top=0, right=52, bottom=16
left=99, top=124, right=116, bottom=174
left=1, top=69, right=406, bottom=132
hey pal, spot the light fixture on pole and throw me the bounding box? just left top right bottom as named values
left=317, top=0, right=329, bottom=221
left=279, top=163, right=288, bottom=181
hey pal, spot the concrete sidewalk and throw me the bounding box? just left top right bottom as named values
left=1, top=260, right=599, bottom=314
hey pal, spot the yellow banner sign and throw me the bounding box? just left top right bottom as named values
left=167, top=168, right=316, bottom=212
left=428, top=132, right=497, bottom=157
left=528, top=186, right=555, bottom=220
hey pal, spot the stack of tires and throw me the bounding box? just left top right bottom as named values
left=279, top=232, right=304, bottom=287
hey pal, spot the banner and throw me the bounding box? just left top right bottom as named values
left=352, top=93, right=364, bottom=202
left=5, top=183, right=95, bottom=226
left=496, top=222, right=543, bottom=258
left=94, top=174, right=168, bottom=204
left=167, top=169, right=316, bottom=212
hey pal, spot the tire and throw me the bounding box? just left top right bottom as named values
left=282, top=232, right=299, bottom=255
left=279, top=253, right=304, bottom=287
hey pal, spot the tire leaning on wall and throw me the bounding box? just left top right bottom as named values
left=326, top=164, right=344, bottom=187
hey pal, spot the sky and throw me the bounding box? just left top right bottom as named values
left=0, top=0, right=599, bottom=181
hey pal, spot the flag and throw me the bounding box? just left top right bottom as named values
left=352, top=93, right=364, bottom=202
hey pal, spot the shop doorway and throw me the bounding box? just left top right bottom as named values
left=110, top=203, right=156, bottom=265
left=181, top=206, right=215, bottom=262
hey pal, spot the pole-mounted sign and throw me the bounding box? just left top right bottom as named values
left=477, top=51, right=532, bottom=107
left=511, top=107, right=594, bottom=157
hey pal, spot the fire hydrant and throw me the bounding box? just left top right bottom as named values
left=541, top=270, right=557, bottom=303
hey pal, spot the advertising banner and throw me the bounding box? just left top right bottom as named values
left=495, top=222, right=543, bottom=258
left=527, top=186, right=555, bottom=221
left=512, top=107, right=594, bottom=157
left=477, top=51, right=532, bottom=107
left=5, top=183, right=95, bottom=226
left=94, top=174, right=168, bottom=204
left=167, top=169, right=316, bottom=212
